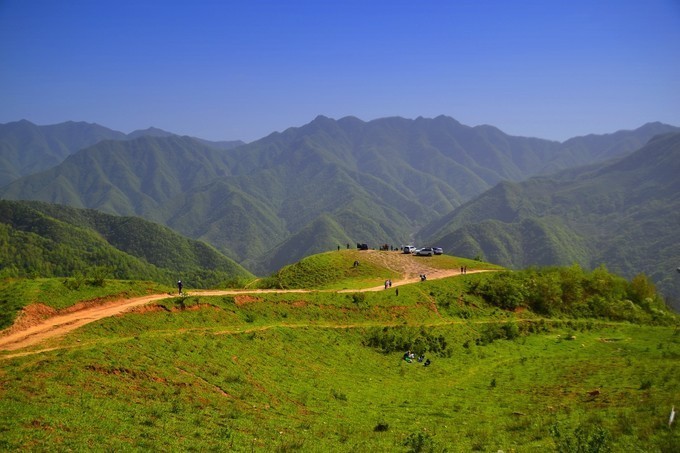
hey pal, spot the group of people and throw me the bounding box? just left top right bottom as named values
left=384, top=279, right=393, bottom=289
left=460, top=266, right=468, bottom=274
left=403, top=350, right=431, bottom=366
left=419, top=274, right=427, bottom=281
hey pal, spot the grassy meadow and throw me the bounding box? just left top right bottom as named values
left=1, top=257, right=679, bottom=451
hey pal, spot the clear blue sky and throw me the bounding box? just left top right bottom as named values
left=1, top=0, right=679, bottom=142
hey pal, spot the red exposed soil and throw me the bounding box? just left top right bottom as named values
left=234, top=295, right=260, bottom=306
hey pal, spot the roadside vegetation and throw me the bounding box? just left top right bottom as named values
left=0, top=254, right=678, bottom=451
left=0, top=278, right=169, bottom=330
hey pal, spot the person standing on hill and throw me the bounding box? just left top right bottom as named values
left=178, top=280, right=183, bottom=295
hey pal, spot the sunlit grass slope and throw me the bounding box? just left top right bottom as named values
left=256, top=249, right=503, bottom=290
left=1, top=270, right=678, bottom=451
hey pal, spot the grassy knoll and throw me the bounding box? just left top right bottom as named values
left=255, top=249, right=503, bottom=290
left=1, top=272, right=678, bottom=451
left=0, top=278, right=170, bottom=329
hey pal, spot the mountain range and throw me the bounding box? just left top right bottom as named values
left=1, top=117, right=678, bottom=306
left=418, top=132, right=680, bottom=305
left=0, top=119, right=244, bottom=187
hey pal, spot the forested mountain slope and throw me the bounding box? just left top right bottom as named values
left=420, top=132, right=680, bottom=308
left=0, top=200, right=253, bottom=287
left=0, top=120, right=126, bottom=186
left=0, top=120, right=245, bottom=187
left=1, top=116, right=677, bottom=275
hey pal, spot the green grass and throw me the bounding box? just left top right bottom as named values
left=1, top=317, right=678, bottom=451
left=255, top=250, right=399, bottom=290
left=1, top=273, right=678, bottom=451
left=255, top=250, right=503, bottom=291
left=1, top=257, right=678, bottom=451
left=0, top=278, right=170, bottom=329
left=416, top=253, right=504, bottom=272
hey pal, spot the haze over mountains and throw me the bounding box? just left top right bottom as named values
left=0, top=119, right=244, bottom=187
left=1, top=116, right=679, bottom=306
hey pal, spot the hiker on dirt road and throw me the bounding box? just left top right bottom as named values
left=178, top=280, right=183, bottom=295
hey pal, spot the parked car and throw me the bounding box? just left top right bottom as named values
left=403, top=246, right=416, bottom=254
left=415, top=247, right=434, bottom=256
left=433, top=247, right=443, bottom=255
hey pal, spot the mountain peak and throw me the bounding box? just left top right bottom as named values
left=127, top=127, right=175, bottom=139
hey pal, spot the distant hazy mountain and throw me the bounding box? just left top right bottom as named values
left=0, top=120, right=126, bottom=186
left=0, top=199, right=253, bottom=286
left=540, top=121, right=679, bottom=174
left=420, top=132, right=680, bottom=308
left=128, top=126, right=246, bottom=150
left=0, top=120, right=245, bottom=187
left=2, top=116, right=678, bottom=276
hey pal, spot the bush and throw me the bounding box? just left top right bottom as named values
left=550, top=422, right=612, bottom=453
left=351, top=293, right=366, bottom=307
left=373, top=421, right=389, bottom=432
left=469, top=272, right=528, bottom=310
left=403, top=431, right=434, bottom=453
left=363, top=326, right=450, bottom=357
left=468, top=266, right=675, bottom=324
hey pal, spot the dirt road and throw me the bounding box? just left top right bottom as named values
left=0, top=251, right=484, bottom=353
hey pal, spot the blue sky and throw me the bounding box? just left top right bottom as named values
left=1, top=0, right=679, bottom=142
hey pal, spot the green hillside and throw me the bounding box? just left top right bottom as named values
left=0, top=260, right=677, bottom=451
left=4, top=117, right=675, bottom=276
left=0, top=200, right=254, bottom=288
left=0, top=120, right=246, bottom=187
left=0, top=120, right=127, bottom=186
left=422, top=132, right=680, bottom=309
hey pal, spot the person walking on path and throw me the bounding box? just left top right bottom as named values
left=177, top=280, right=183, bottom=295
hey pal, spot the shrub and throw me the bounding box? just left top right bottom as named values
left=476, top=321, right=522, bottom=346
left=469, top=271, right=528, bottom=310
left=403, top=431, right=434, bottom=453
left=373, top=421, right=389, bottom=432
left=351, top=293, right=366, bottom=307
left=550, top=422, right=612, bottom=453
left=363, top=327, right=450, bottom=357
left=330, top=388, right=347, bottom=401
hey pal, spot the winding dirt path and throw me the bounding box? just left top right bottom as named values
left=0, top=252, right=488, bottom=353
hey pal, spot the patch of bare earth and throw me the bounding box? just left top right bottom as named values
left=0, top=294, right=170, bottom=352
left=235, top=295, right=261, bottom=306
